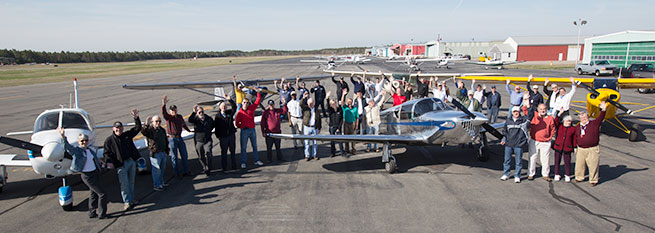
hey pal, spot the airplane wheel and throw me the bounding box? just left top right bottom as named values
left=385, top=160, right=397, bottom=174
left=62, top=203, right=73, bottom=211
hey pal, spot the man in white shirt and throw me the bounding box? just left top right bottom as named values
left=551, top=77, right=576, bottom=118
left=286, top=91, right=303, bottom=149
left=430, top=77, right=448, bottom=101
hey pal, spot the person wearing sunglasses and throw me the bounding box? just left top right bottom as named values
left=189, top=105, right=215, bottom=176
left=141, top=115, right=169, bottom=191
left=58, top=127, right=107, bottom=219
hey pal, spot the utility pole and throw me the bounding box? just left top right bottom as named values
left=574, top=19, right=587, bottom=66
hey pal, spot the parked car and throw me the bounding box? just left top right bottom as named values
left=575, top=60, right=618, bottom=76
left=619, top=63, right=655, bottom=93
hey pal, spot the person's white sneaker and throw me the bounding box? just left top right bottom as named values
left=564, top=175, right=571, bottom=182
left=254, top=161, right=264, bottom=166
left=514, top=177, right=521, bottom=183
left=500, top=175, right=509, bottom=181
left=554, top=175, right=561, bottom=181
left=240, top=163, right=246, bottom=169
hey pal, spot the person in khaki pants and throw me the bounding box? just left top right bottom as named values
left=573, top=101, right=607, bottom=187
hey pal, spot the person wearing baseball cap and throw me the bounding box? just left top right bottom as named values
left=462, top=90, right=481, bottom=112
left=286, top=90, right=303, bottom=149
left=500, top=105, right=530, bottom=183
left=526, top=74, right=544, bottom=113
left=483, top=85, right=502, bottom=123
left=261, top=98, right=288, bottom=163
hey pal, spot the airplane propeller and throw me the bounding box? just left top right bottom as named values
left=450, top=98, right=504, bottom=139
left=575, top=81, right=634, bottom=115
left=0, top=136, right=43, bottom=154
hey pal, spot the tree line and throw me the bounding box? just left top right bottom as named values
left=0, top=47, right=367, bottom=64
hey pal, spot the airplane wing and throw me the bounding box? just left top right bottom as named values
left=325, top=70, right=503, bottom=77
left=457, top=76, right=596, bottom=85
left=415, top=58, right=442, bottom=62
left=268, top=133, right=424, bottom=144
left=300, top=60, right=329, bottom=63
left=0, top=154, right=32, bottom=167
left=6, top=131, right=32, bottom=136
left=122, top=75, right=331, bottom=90
left=617, top=78, right=655, bottom=89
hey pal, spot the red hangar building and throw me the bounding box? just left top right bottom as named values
left=491, top=35, right=591, bottom=62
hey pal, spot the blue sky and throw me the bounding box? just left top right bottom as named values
left=1, top=0, right=652, bottom=52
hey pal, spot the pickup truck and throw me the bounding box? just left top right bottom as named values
left=575, top=60, right=618, bottom=76
left=619, top=63, right=655, bottom=93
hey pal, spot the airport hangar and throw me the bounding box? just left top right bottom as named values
left=582, top=30, right=655, bottom=67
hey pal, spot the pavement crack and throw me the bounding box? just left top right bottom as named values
left=548, top=182, right=655, bottom=232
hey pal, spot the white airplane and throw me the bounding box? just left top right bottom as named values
left=386, top=57, right=450, bottom=71
left=0, top=79, right=159, bottom=210
left=300, top=55, right=371, bottom=69
left=467, top=58, right=524, bottom=70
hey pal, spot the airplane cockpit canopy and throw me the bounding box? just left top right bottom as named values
left=398, top=98, right=450, bottom=120
left=35, top=111, right=90, bottom=133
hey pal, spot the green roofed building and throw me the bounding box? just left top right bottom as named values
left=583, top=30, right=655, bottom=68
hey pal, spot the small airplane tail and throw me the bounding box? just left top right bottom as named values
left=73, top=78, right=79, bottom=108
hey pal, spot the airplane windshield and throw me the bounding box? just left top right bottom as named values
left=62, top=112, right=90, bottom=130
left=413, top=98, right=448, bottom=118
left=35, top=112, right=90, bottom=133
left=35, top=112, right=60, bottom=132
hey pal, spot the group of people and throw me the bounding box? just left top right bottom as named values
left=58, top=72, right=608, bottom=220
left=501, top=75, right=603, bottom=187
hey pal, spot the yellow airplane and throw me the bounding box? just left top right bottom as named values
left=458, top=76, right=655, bottom=141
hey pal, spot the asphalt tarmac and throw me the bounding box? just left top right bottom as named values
left=0, top=57, right=654, bottom=233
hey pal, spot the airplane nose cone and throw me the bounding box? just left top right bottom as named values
left=41, top=141, right=65, bottom=162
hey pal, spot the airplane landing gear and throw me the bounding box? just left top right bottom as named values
left=381, top=143, right=396, bottom=173
left=477, top=132, right=490, bottom=162
left=629, top=124, right=641, bottom=142
left=0, top=165, right=7, bottom=193
left=59, top=178, right=73, bottom=211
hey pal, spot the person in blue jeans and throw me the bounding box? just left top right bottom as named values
left=103, top=108, right=142, bottom=211
left=234, top=91, right=263, bottom=168
left=141, top=115, right=169, bottom=191
left=162, top=95, right=191, bottom=176
left=500, top=106, right=530, bottom=183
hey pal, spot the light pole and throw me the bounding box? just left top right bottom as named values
left=574, top=19, right=587, bottom=65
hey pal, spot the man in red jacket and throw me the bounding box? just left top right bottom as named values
left=574, top=101, right=607, bottom=187
left=261, top=99, right=288, bottom=163
left=235, top=91, right=263, bottom=169
left=528, top=103, right=556, bottom=181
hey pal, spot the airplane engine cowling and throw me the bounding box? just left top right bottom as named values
left=41, top=141, right=65, bottom=162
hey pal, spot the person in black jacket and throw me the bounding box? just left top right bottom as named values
left=214, top=95, right=238, bottom=171
left=103, top=108, right=141, bottom=211
left=416, top=77, right=430, bottom=98
left=331, top=73, right=349, bottom=98
left=300, top=93, right=322, bottom=160
left=310, top=80, right=327, bottom=117
left=351, top=73, right=365, bottom=95
left=526, top=75, right=544, bottom=113
left=500, top=106, right=530, bottom=183
left=325, top=91, right=344, bottom=157
left=141, top=115, right=169, bottom=191
left=189, top=105, right=215, bottom=176
left=483, top=85, right=502, bottom=123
